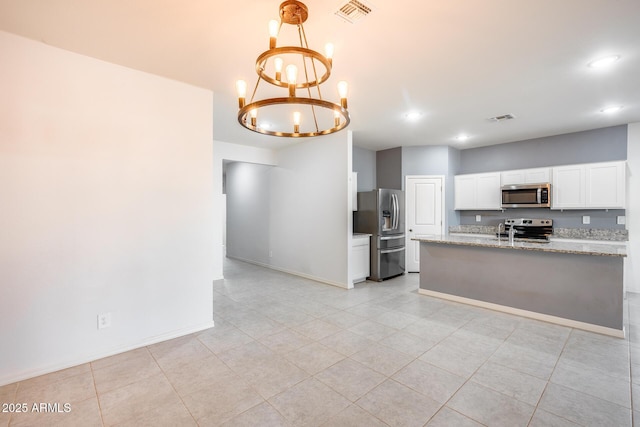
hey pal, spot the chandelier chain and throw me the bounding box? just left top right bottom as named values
left=297, top=23, right=321, bottom=133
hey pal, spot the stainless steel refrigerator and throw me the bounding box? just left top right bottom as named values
left=354, top=189, right=405, bottom=281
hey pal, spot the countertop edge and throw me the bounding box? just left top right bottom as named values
left=414, top=235, right=627, bottom=257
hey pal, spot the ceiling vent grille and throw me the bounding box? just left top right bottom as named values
left=488, top=113, right=516, bottom=122
left=335, top=0, right=373, bottom=23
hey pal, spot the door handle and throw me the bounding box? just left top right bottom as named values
left=409, top=229, right=413, bottom=232
left=381, top=247, right=405, bottom=254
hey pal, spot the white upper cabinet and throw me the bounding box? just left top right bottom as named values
left=501, top=167, right=551, bottom=186
left=585, top=161, right=626, bottom=209
left=454, top=175, right=476, bottom=210
left=552, top=164, right=585, bottom=209
left=454, top=172, right=501, bottom=210
left=552, top=161, right=625, bottom=210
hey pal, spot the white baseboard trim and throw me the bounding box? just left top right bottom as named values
left=0, top=321, right=215, bottom=387
left=227, top=256, right=352, bottom=289
left=418, top=289, right=625, bottom=339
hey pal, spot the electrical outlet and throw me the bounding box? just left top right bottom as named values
left=582, top=215, right=590, bottom=225
left=269, top=250, right=273, bottom=258
left=97, top=313, right=111, bottom=330
left=475, top=215, right=482, bottom=222
left=617, top=216, right=626, bottom=225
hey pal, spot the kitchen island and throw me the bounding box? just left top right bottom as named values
left=415, top=235, right=627, bottom=337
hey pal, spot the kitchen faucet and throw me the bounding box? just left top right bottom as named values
left=508, top=225, right=517, bottom=244
left=497, top=223, right=505, bottom=240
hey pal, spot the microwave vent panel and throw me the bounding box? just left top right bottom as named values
left=335, top=0, right=373, bottom=23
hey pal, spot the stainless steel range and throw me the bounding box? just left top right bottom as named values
left=497, top=218, right=553, bottom=242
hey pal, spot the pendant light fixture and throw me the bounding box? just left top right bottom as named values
left=236, top=1, right=350, bottom=137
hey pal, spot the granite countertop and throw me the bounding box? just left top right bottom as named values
left=448, top=225, right=628, bottom=241
left=414, top=234, right=627, bottom=257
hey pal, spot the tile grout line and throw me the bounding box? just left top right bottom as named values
left=145, top=343, right=201, bottom=427
left=523, top=325, right=572, bottom=427
left=88, top=362, right=106, bottom=427
left=419, top=316, right=516, bottom=426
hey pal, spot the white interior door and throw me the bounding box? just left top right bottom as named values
left=406, top=176, right=444, bottom=273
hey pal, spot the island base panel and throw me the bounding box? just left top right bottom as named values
left=419, top=242, right=623, bottom=332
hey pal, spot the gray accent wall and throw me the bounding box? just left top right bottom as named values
left=460, top=125, right=628, bottom=174
left=401, top=145, right=462, bottom=228
left=456, top=125, right=628, bottom=229
left=353, top=145, right=376, bottom=191
left=459, top=209, right=626, bottom=229
left=376, top=147, right=403, bottom=189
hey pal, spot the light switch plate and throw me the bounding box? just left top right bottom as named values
left=582, top=215, right=590, bottom=225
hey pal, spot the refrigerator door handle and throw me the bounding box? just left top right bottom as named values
left=381, top=247, right=405, bottom=254
left=391, top=194, right=398, bottom=230
left=380, top=234, right=405, bottom=240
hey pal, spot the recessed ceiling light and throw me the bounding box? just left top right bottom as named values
left=600, top=105, right=623, bottom=114
left=455, top=134, right=470, bottom=142
left=404, top=111, right=422, bottom=121
left=588, top=55, right=620, bottom=68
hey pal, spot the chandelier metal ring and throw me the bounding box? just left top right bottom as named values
left=238, top=97, right=350, bottom=138
left=256, top=47, right=331, bottom=89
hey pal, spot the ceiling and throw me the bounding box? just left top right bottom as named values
left=1, top=0, right=639, bottom=151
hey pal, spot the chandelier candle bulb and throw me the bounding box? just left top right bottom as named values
left=293, top=111, right=301, bottom=133
left=268, top=20, right=279, bottom=49
left=325, top=43, right=334, bottom=66
left=286, top=64, right=298, bottom=96
left=338, top=81, right=348, bottom=109
left=250, top=108, right=257, bottom=127
left=274, top=57, right=283, bottom=81
left=236, top=80, right=247, bottom=108
left=334, top=110, right=340, bottom=127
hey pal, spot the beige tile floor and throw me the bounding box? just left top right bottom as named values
left=1, top=258, right=639, bottom=426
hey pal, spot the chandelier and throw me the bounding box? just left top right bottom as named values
left=236, top=0, right=350, bottom=138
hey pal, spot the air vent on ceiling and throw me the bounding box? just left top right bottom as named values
left=487, top=113, right=516, bottom=122
left=335, top=0, right=373, bottom=23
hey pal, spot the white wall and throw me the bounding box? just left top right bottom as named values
left=212, top=140, right=277, bottom=279
left=0, top=31, right=215, bottom=385
left=220, top=133, right=353, bottom=288
left=269, top=132, right=353, bottom=288
left=627, top=122, right=640, bottom=293
left=225, top=162, right=273, bottom=265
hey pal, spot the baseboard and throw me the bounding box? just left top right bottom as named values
left=226, top=256, right=352, bottom=289
left=418, top=289, right=625, bottom=339
left=0, top=321, right=215, bottom=387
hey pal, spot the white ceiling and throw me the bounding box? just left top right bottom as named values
left=1, top=0, right=639, bottom=151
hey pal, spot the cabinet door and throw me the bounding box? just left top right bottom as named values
left=351, top=238, right=369, bottom=283
left=524, top=168, right=551, bottom=184
left=501, top=170, right=526, bottom=186
left=585, top=161, right=625, bottom=209
left=501, top=168, right=550, bottom=185
left=454, top=175, right=476, bottom=210
left=552, top=165, right=585, bottom=209
left=476, top=173, right=501, bottom=209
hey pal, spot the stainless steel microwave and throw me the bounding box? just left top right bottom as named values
left=501, top=183, right=551, bottom=208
